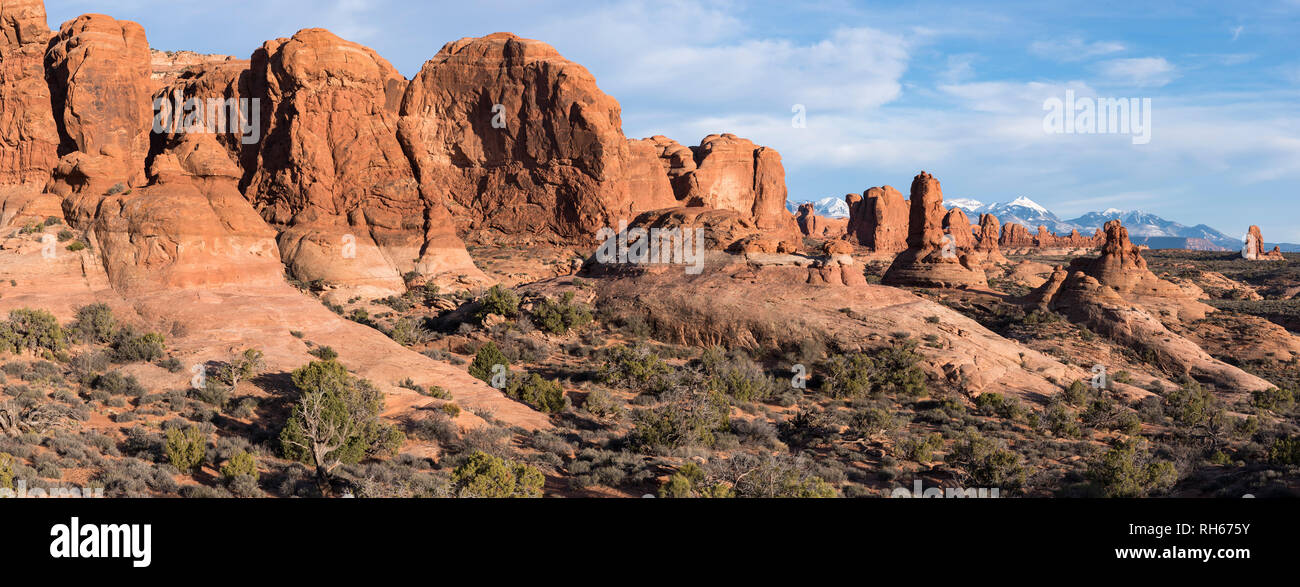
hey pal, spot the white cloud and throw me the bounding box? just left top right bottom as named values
left=1029, top=37, right=1125, bottom=62
left=1096, top=57, right=1178, bottom=87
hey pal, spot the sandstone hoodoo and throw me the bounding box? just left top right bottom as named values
left=1243, top=225, right=1285, bottom=261
left=973, top=212, right=1008, bottom=265
left=846, top=185, right=908, bottom=254
left=882, top=171, right=987, bottom=288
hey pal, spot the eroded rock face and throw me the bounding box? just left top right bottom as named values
left=240, top=28, right=486, bottom=298
left=0, top=0, right=57, bottom=189
left=942, top=207, right=975, bottom=250
left=1074, top=220, right=1181, bottom=296
left=846, top=185, right=908, bottom=254
left=883, top=171, right=987, bottom=288
left=0, top=0, right=60, bottom=224
left=398, top=32, right=653, bottom=244
left=44, top=14, right=153, bottom=194
left=679, top=134, right=799, bottom=239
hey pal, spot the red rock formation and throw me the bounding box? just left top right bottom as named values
left=643, top=135, right=697, bottom=201
left=677, top=133, right=801, bottom=242
left=238, top=28, right=486, bottom=297
left=1244, top=225, right=1285, bottom=261
left=0, top=0, right=60, bottom=224
left=999, top=222, right=1033, bottom=248
left=795, top=202, right=847, bottom=238
left=974, top=213, right=1008, bottom=265
left=882, top=172, right=987, bottom=288
left=846, top=185, right=908, bottom=254
left=44, top=14, right=154, bottom=195
left=398, top=32, right=655, bottom=244
left=0, top=0, right=57, bottom=187
left=942, top=207, right=976, bottom=250
left=625, top=138, right=680, bottom=212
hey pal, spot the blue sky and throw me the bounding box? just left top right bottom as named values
left=46, top=1, right=1300, bottom=241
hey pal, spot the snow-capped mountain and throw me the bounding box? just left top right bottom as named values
left=787, top=196, right=851, bottom=219
left=949, top=196, right=1078, bottom=234
left=1066, top=210, right=1237, bottom=250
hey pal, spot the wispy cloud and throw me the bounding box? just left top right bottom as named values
left=1029, top=37, right=1125, bottom=62
left=1097, top=57, right=1178, bottom=87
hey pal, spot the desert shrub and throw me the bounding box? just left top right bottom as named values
left=450, top=451, right=543, bottom=498
left=308, top=346, right=338, bottom=361
left=1267, top=436, right=1300, bottom=466
left=164, top=426, right=206, bottom=473
left=874, top=340, right=927, bottom=397
left=220, top=451, right=259, bottom=482
left=65, top=240, right=87, bottom=252
left=279, top=361, right=405, bottom=479
left=468, top=342, right=509, bottom=384
left=6, top=309, right=65, bottom=353
left=0, top=452, right=13, bottom=490
left=1085, top=439, right=1178, bottom=497
left=658, top=462, right=733, bottom=498
left=67, top=304, right=118, bottom=344
left=386, top=317, right=430, bottom=346
left=504, top=372, right=566, bottom=413
left=817, top=341, right=927, bottom=399
left=191, top=380, right=231, bottom=409
left=529, top=291, right=593, bottom=335
left=1045, top=402, right=1082, bottom=438
left=581, top=388, right=624, bottom=419
left=701, top=347, right=776, bottom=403
left=1252, top=387, right=1295, bottom=413
left=93, top=371, right=145, bottom=397
left=1164, top=383, right=1221, bottom=428
left=475, top=285, right=519, bottom=323
left=974, top=392, right=1027, bottom=421
left=409, top=412, right=459, bottom=445
left=898, top=432, right=943, bottom=463
left=817, top=352, right=876, bottom=398
left=945, top=429, right=1027, bottom=489
left=109, top=329, right=165, bottom=363
left=715, top=454, right=837, bottom=498
left=568, top=448, right=654, bottom=490
left=629, top=389, right=730, bottom=452
left=1062, top=380, right=1091, bottom=406
left=598, top=345, right=670, bottom=389
left=850, top=406, right=898, bottom=438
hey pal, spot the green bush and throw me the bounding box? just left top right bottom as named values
left=817, top=352, right=876, bottom=398
left=65, top=241, right=87, bottom=252
left=220, top=451, right=259, bottom=482
left=529, top=292, right=593, bottom=335
left=944, top=429, right=1026, bottom=489
left=1267, top=436, right=1300, bottom=466
left=1164, top=383, right=1221, bottom=428
left=505, top=372, right=566, bottom=413
left=109, top=329, right=165, bottom=363
left=7, top=309, right=66, bottom=353
left=1086, top=439, right=1178, bottom=497
left=164, top=427, right=206, bottom=473
left=701, top=347, right=776, bottom=403
left=468, top=342, right=509, bottom=384
left=450, top=451, right=544, bottom=498
left=630, top=390, right=730, bottom=451
left=898, top=432, right=943, bottom=463
left=309, top=346, right=338, bottom=361
left=279, top=361, right=404, bottom=478
left=1252, top=387, right=1295, bottom=413
left=598, top=345, right=670, bottom=389
left=658, top=462, right=732, bottom=498
left=475, top=285, right=519, bottom=323
left=0, top=452, right=13, bottom=490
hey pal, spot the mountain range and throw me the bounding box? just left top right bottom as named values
left=790, top=196, right=1299, bottom=252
